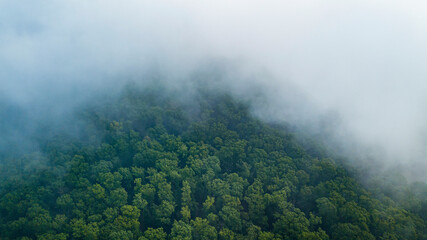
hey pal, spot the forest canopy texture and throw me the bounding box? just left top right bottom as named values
left=0, top=85, right=426, bottom=240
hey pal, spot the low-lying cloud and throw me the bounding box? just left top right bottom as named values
left=1, top=0, right=427, bottom=180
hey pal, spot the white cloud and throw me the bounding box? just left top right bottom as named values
left=1, top=0, right=427, bottom=179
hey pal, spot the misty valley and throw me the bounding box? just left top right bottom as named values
left=0, top=86, right=426, bottom=240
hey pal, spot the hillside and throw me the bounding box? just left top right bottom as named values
left=0, top=86, right=426, bottom=240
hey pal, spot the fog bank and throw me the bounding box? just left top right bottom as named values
left=1, top=0, right=427, bottom=180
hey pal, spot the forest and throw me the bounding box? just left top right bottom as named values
left=0, top=85, right=426, bottom=240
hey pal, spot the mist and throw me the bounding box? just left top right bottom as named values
left=1, top=0, right=427, bottom=180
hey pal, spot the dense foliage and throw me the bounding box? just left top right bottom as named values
left=0, top=86, right=426, bottom=239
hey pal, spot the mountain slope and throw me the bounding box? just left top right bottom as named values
left=0, top=86, right=425, bottom=240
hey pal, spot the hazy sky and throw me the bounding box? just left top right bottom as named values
left=1, top=0, right=427, bottom=179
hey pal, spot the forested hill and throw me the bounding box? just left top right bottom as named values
left=0, top=86, right=426, bottom=240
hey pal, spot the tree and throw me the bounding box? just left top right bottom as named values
left=140, top=227, right=167, bottom=240
left=107, top=187, right=128, bottom=208
left=219, top=195, right=243, bottom=232
left=191, top=217, right=217, bottom=240
left=113, top=205, right=140, bottom=233
left=170, top=220, right=192, bottom=240
left=331, top=223, right=375, bottom=240
left=109, top=230, right=133, bottom=240
left=154, top=200, right=175, bottom=225
left=181, top=180, right=192, bottom=207
left=245, top=180, right=268, bottom=227
left=70, top=218, right=99, bottom=240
